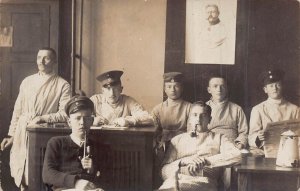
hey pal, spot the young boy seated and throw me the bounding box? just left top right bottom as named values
left=42, top=96, right=105, bottom=191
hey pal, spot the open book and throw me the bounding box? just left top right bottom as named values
left=263, top=119, right=300, bottom=158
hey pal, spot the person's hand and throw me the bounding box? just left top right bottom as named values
left=180, top=155, right=206, bottom=167
left=185, top=156, right=206, bottom=176
left=74, top=179, right=96, bottom=190
left=28, top=116, right=46, bottom=126
left=192, top=156, right=206, bottom=170
left=81, top=157, right=93, bottom=173
left=257, top=130, right=265, bottom=141
left=187, top=163, right=199, bottom=176
left=235, top=142, right=245, bottom=150
left=113, top=118, right=130, bottom=127
left=0, top=137, right=13, bottom=151
left=180, top=157, right=193, bottom=166
left=93, top=116, right=108, bottom=126
left=156, top=141, right=165, bottom=150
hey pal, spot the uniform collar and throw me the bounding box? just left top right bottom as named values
left=209, top=98, right=228, bottom=106
left=38, top=71, right=55, bottom=77
left=267, top=98, right=283, bottom=105
left=103, top=94, right=123, bottom=108
left=70, top=134, right=85, bottom=147
left=166, top=98, right=183, bottom=106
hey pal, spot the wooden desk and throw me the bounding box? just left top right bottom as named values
left=234, top=156, right=300, bottom=191
left=27, top=126, right=156, bottom=191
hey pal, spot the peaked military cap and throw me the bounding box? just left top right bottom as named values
left=260, top=69, right=284, bottom=86
left=65, top=96, right=94, bottom=116
left=163, top=72, right=184, bottom=83
left=96, top=70, right=123, bottom=87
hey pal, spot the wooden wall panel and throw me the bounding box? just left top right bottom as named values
left=164, top=0, right=300, bottom=118
left=246, top=0, right=300, bottom=108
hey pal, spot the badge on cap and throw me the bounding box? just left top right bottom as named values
left=65, top=96, right=94, bottom=116
left=261, top=69, right=284, bottom=86
left=163, top=72, right=184, bottom=83
left=107, top=78, right=113, bottom=83
left=96, top=70, right=123, bottom=86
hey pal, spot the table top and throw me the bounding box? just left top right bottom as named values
left=27, top=123, right=157, bottom=135
left=234, top=156, right=300, bottom=174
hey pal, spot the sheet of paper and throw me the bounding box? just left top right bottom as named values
left=263, top=119, right=300, bottom=158
left=62, top=189, right=103, bottom=191
left=90, top=125, right=129, bottom=130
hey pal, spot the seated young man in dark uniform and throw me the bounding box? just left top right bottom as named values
left=42, top=96, right=105, bottom=191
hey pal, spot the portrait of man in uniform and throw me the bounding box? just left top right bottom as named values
left=185, top=0, right=237, bottom=65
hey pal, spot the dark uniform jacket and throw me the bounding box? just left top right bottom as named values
left=42, top=136, right=108, bottom=190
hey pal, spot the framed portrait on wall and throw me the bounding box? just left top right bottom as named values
left=0, top=26, right=13, bottom=47
left=185, top=0, right=237, bottom=65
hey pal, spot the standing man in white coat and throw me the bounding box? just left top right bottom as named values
left=0, top=48, right=71, bottom=190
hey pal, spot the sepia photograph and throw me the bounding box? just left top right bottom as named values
left=185, top=0, right=237, bottom=65
left=0, top=0, right=299, bottom=191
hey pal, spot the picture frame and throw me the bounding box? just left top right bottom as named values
left=0, top=26, right=13, bottom=47
left=185, top=0, right=237, bottom=65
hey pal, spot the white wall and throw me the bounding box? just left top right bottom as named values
left=77, top=0, right=166, bottom=111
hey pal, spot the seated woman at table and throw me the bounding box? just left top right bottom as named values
left=42, top=96, right=106, bottom=191
left=159, top=101, right=242, bottom=191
